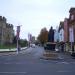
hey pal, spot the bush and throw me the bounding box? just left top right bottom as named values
left=0, top=44, right=16, bottom=49
left=19, top=39, right=28, bottom=47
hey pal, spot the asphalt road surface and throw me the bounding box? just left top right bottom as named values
left=0, top=46, right=75, bottom=75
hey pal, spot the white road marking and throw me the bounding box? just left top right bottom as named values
left=0, top=72, right=27, bottom=74
left=57, top=70, right=71, bottom=72
left=4, top=62, right=23, bottom=64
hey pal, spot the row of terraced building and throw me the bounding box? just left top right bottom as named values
left=54, top=7, right=75, bottom=53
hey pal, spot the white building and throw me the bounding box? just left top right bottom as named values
left=54, top=26, right=59, bottom=42
left=59, top=28, right=64, bottom=42
left=58, top=22, right=64, bottom=42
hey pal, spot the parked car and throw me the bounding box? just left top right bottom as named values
left=55, top=44, right=59, bottom=52
left=44, top=42, right=56, bottom=51
left=30, top=44, right=35, bottom=48
left=55, top=48, right=59, bottom=52
left=71, top=52, right=75, bottom=58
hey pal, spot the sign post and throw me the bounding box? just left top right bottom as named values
left=16, top=26, right=20, bottom=54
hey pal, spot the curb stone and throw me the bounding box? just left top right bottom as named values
left=0, top=47, right=28, bottom=56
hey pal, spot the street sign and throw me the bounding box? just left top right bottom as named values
left=16, top=26, right=20, bottom=39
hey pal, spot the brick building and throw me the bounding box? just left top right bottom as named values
left=68, top=8, right=75, bottom=53
left=63, top=7, right=75, bottom=53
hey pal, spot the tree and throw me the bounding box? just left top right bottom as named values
left=37, top=27, right=48, bottom=45
left=13, top=36, right=17, bottom=44
left=19, top=39, right=28, bottom=47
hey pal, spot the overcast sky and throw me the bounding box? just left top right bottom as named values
left=0, top=0, right=75, bottom=39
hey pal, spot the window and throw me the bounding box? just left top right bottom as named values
left=71, top=15, right=74, bottom=20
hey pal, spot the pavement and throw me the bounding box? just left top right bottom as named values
left=41, top=49, right=73, bottom=61
left=0, top=47, right=28, bottom=56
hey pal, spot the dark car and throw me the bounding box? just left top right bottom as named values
left=44, top=42, right=56, bottom=51
left=71, top=52, right=75, bottom=58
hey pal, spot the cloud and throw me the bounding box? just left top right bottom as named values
left=0, top=0, right=75, bottom=39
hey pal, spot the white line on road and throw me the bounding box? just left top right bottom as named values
left=3, top=62, right=24, bottom=64
left=57, top=70, right=71, bottom=73
left=0, top=72, right=27, bottom=74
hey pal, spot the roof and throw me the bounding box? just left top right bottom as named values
left=69, top=7, right=75, bottom=13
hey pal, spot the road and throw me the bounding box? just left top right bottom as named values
left=0, top=46, right=75, bottom=75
